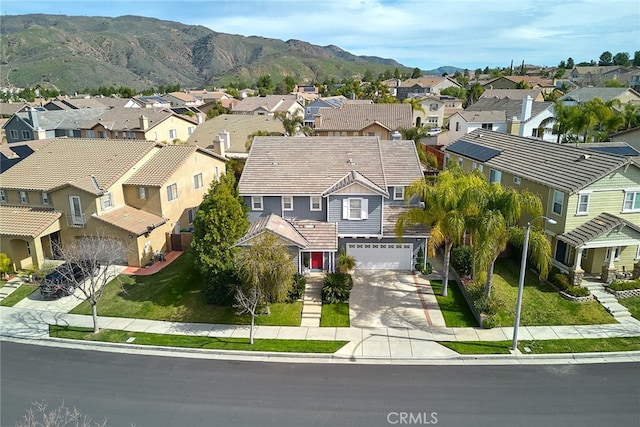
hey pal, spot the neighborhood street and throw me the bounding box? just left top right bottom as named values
left=2, top=341, right=639, bottom=427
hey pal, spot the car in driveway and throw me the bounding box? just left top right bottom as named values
left=427, top=127, right=442, bottom=136
left=40, top=262, right=85, bottom=299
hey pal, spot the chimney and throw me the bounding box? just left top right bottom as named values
left=507, top=116, right=521, bottom=136
left=521, top=96, right=533, bottom=121
left=391, top=130, right=402, bottom=140
left=139, top=115, right=149, bottom=130
left=217, top=130, right=230, bottom=157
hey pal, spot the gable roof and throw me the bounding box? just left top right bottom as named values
left=11, top=108, right=108, bottom=131
left=323, top=170, right=388, bottom=197
left=0, top=205, right=61, bottom=238
left=480, top=89, right=543, bottom=100
left=466, top=98, right=553, bottom=122
left=236, top=213, right=309, bottom=248
left=448, top=130, right=632, bottom=193
left=231, top=95, right=301, bottom=114
left=454, top=111, right=506, bottom=123
left=93, top=205, right=167, bottom=236
left=0, top=138, right=159, bottom=194
left=557, top=213, right=640, bottom=247
left=83, top=107, right=197, bottom=132
left=314, top=103, right=413, bottom=131
left=559, top=87, right=640, bottom=104
left=239, top=136, right=421, bottom=195
left=0, top=139, right=51, bottom=172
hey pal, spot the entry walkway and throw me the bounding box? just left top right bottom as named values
left=300, top=273, right=323, bottom=327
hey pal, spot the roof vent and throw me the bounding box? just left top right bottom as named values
left=347, top=158, right=357, bottom=165
left=580, top=154, right=591, bottom=160
left=476, top=133, right=483, bottom=138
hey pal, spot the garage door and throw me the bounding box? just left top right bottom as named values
left=76, top=237, right=128, bottom=265
left=346, top=242, right=413, bottom=270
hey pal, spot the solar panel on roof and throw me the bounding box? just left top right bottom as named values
left=446, top=140, right=501, bottom=162
left=584, top=145, right=640, bottom=157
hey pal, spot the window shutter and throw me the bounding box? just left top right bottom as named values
left=342, top=199, right=349, bottom=219
left=361, top=199, right=368, bottom=219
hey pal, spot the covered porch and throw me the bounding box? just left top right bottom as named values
left=553, top=213, right=640, bottom=285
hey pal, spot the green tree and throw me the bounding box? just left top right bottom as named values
left=440, top=86, right=467, bottom=103
left=275, top=111, right=303, bottom=136
left=399, top=126, right=429, bottom=166
left=613, top=52, right=631, bottom=67
left=467, top=83, right=484, bottom=107
left=205, top=101, right=230, bottom=120
left=393, top=67, right=401, bottom=79
left=411, top=67, right=422, bottom=78
left=256, top=75, right=275, bottom=95
left=515, top=80, right=530, bottom=89
left=192, top=171, right=249, bottom=305
left=620, top=103, right=640, bottom=129
left=362, top=69, right=374, bottom=82
left=0, top=253, right=12, bottom=276
left=566, top=57, right=575, bottom=69
left=235, top=232, right=296, bottom=309
left=598, top=51, right=613, bottom=66
left=396, top=169, right=481, bottom=296
left=633, top=51, right=640, bottom=66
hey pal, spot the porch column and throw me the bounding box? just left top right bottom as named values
left=634, top=257, right=640, bottom=280
left=570, top=247, right=585, bottom=286
left=601, top=246, right=617, bottom=284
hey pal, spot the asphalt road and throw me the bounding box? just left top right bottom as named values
left=1, top=341, right=638, bottom=427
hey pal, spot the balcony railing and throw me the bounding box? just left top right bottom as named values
left=66, top=212, right=86, bottom=228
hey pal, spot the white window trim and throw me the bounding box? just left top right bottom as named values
left=251, top=196, right=263, bottom=211
left=605, top=247, right=621, bottom=262
left=282, top=196, right=293, bottom=211
left=167, top=183, right=178, bottom=201
left=393, top=186, right=404, bottom=201
left=138, top=186, right=148, bottom=200
left=9, top=130, right=18, bottom=140
left=0, top=189, right=6, bottom=203
left=100, top=192, right=114, bottom=210
left=576, top=191, right=591, bottom=216
left=489, top=169, right=502, bottom=184
left=41, top=192, right=50, bottom=205
left=193, top=173, right=203, bottom=190
left=310, top=196, right=322, bottom=211
left=188, top=207, right=197, bottom=224
left=552, top=189, right=564, bottom=216
left=622, top=189, right=640, bottom=213
left=513, top=176, right=521, bottom=185
left=19, top=191, right=28, bottom=204
left=636, top=245, right=640, bottom=260
left=342, top=197, right=368, bottom=221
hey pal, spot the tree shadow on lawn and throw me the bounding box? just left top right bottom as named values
left=494, top=258, right=557, bottom=294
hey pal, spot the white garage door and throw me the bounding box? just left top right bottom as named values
left=346, top=242, right=413, bottom=270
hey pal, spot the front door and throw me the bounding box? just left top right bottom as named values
left=311, top=252, right=323, bottom=270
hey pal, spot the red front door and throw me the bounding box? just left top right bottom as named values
left=311, top=252, right=323, bottom=269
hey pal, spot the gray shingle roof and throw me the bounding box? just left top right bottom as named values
left=455, top=111, right=506, bottom=123
left=557, top=213, right=640, bottom=247
left=450, top=130, right=632, bottom=194
left=559, top=87, right=639, bottom=104
left=237, top=213, right=309, bottom=248
left=14, top=108, right=108, bottom=130
left=323, top=171, right=388, bottom=197
left=231, top=95, right=301, bottom=113
left=480, top=89, right=543, bottom=100
left=314, top=103, right=413, bottom=131
left=0, top=138, right=159, bottom=194
left=466, top=98, right=552, bottom=122
left=238, top=136, right=421, bottom=195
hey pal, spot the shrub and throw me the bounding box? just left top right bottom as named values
left=563, top=286, right=590, bottom=298
left=481, top=315, right=497, bottom=329
left=551, top=272, right=571, bottom=291
left=336, top=248, right=356, bottom=273
left=422, top=259, right=433, bottom=275
left=202, top=271, right=236, bottom=306
left=451, top=246, right=473, bottom=277
left=287, top=273, right=307, bottom=302
left=608, top=279, right=640, bottom=291
left=322, top=272, right=353, bottom=304
left=415, top=247, right=425, bottom=271
left=0, top=253, right=12, bottom=275
left=32, top=262, right=58, bottom=281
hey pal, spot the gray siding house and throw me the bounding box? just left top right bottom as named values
left=238, top=136, right=429, bottom=272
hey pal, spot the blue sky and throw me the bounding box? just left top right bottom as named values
left=2, top=0, right=638, bottom=71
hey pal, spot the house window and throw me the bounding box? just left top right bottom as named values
left=169, top=129, right=177, bottom=139
left=605, top=247, right=621, bottom=261
left=472, top=162, right=477, bottom=170
left=86, top=130, right=95, bottom=138
left=19, top=191, right=28, bottom=204
left=188, top=127, right=195, bottom=136
left=193, top=173, right=203, bottom=189
left=188, top=207, right=197, bottom=224
left=9, top=130, right=17, bottom=140
left=478, top=164, right=483, bottom=172
left=393, top=186, right=404, bottom=200
left=444, top=154, right=450, bottom=168
left=283, top=196, right=293, bottom=211
left=310, top=196, right=322, bottom=211
left=99, top=131, right=107, bottom=138
left=0, top=189, right=6, bottom=203
left=26, top=241, right=31, bottom=256
left=513, top=176, right=521, bottom=185
left=21, top=130, right=31, bottom=139
left=576, top=192, right=590, bottom=215
left=41, top=192, right=50, bottom=205
left=481, top=123, right=493, bottom=130
left=489, top=169, right=502, bottom=184
left=100, top=192, right=114, bottom=210
left=214, top=167, right=219, bottom=179
left=343, top=198, right=368, bottom=221
left=455, top=122, right=460, bottom=131
left=251, top=196, right=263, bottom=211
left=636, top=245, right=640, bottom=260
left=430, top=103, right=438, bottom=111
left=552, top=190, right=564, bottom=215
left=138, top=187, right=148, bottom=200
left=623, top=190, right=640, bottom=212
left=457, top=157, right=463, bottom=168
left=428, top=116, right=438, bottom=123
left=167, top=183, right=178, bottom=201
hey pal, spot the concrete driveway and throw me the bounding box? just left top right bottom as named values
left=349, top=270, right=435, bottom=329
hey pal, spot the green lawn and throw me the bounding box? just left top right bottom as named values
left=439, top=337, right=640, bottom=354
left=0, top=284, right=38, bottom=307
left=489, top=259, right=616, bottom=327
left=320, top=303, right=350, bottom=327
left=50, top=325, right=347, bottom=353
left=618, top=296, right=640, bottom=320
left=71, top=252, right=302, bottom=326
left=431, top=280, right=478, bottom=327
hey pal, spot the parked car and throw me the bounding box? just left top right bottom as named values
left=40, top=262, right=85, bottom=299
left=427, top=127, right=442, bottom=136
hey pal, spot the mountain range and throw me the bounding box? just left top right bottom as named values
left=0, top=14, right=460, bottom=93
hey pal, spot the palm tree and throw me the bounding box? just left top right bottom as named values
left=396, top=170, right=481, bottom=296
left=470, top=183, right=550, bottom=299
left=399, top=126, right=430, bottom=166
left=620, top=103, right=640, bottom=130
left=539, top=102, right=581, bottom=143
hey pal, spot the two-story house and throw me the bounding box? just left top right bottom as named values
left=444, top=129, right=640, bottom=284
left=396, top=76, right=462, bottom=101
left=302, top=96, right=348, bottom=127
left=314, top=103, right=414, bottom=140
left=559, top=87, right=640, bottom=109
left=3, top=108, right=108, bottom=143
left=231, top=95, right=304, bottom=118
left=0, top=138, right=226, bottom=271
left=237, top=136, right=429, bottom=272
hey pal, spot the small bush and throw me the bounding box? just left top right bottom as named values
left=32, top=262, right=58, bottom=281
left=481, top=315, right=497, bottom=329
left=202, top=271, right=236, bottom=306
left=608, top=280, right=640, bottom=291
left=287, top=273, right=307, bottom=302
left=451, top=246, right=473, bottom=277
left=551, top=273, right=571, bottom=291
left=563, top=286, right=590, bottom=298
left=415, top=247, right=425, bottom=271
left=0, top=253, right=12, bottom=275
left=422, top=259, right=433, bottom=275
left=336, top=248, right=356, bottom=273
left=322, top=272, right=353, bottom=304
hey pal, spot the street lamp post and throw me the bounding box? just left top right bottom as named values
left=512, top=216, right=556, bottom=351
